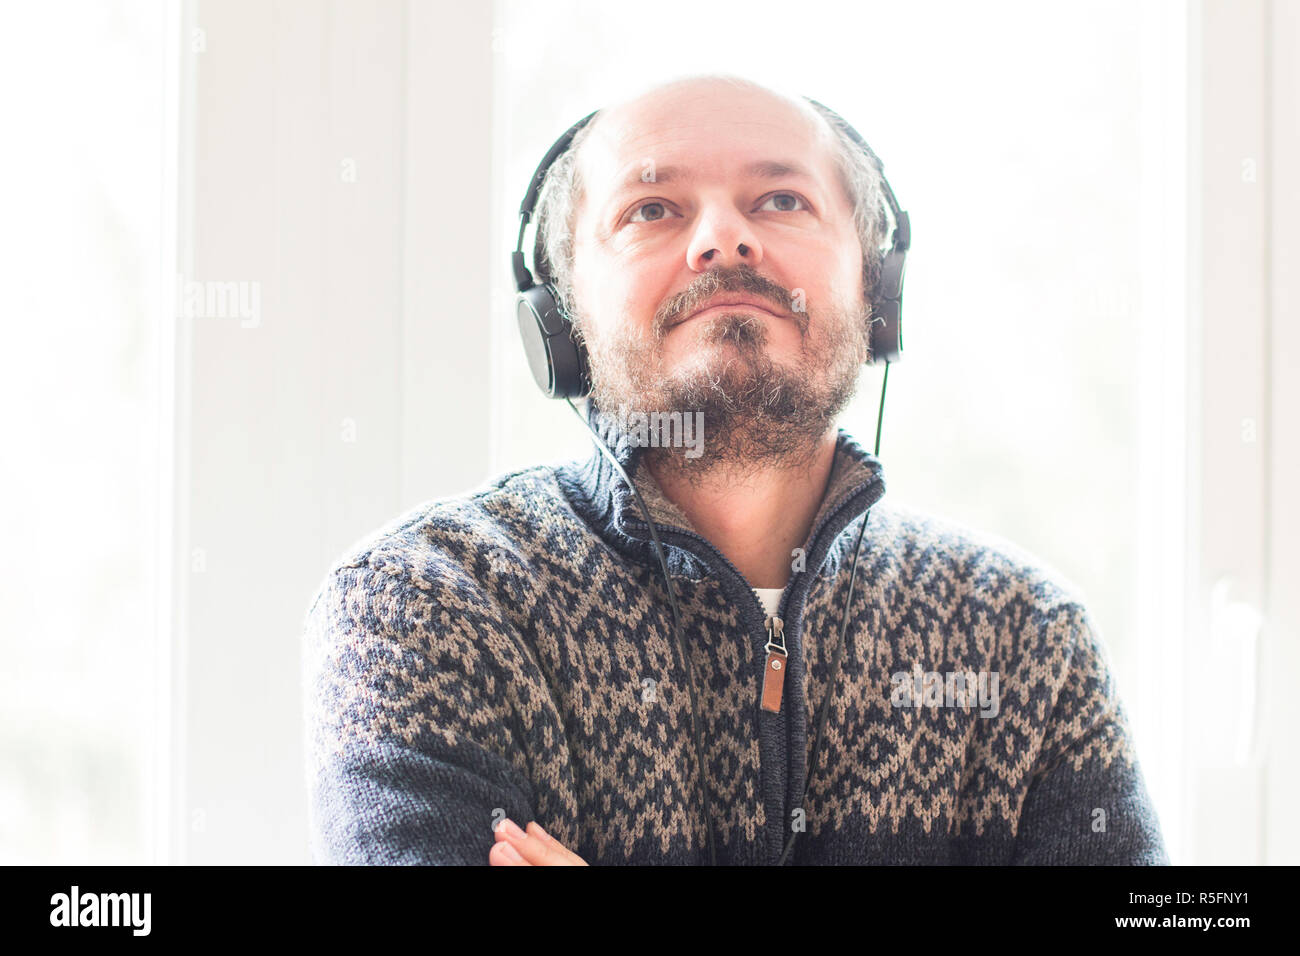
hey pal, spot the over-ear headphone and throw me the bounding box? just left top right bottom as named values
left=511, top=98, right=910, bottom=399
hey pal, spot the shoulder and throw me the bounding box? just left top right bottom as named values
left=305, top=462, right=577, bottom=609
left=300, top=463, right=573, bottom=704
left=865, top=498, right=1090, bottom=617
left=862, top=499, right=1108, bottom=676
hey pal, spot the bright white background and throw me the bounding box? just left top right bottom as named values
left=0, top=0, right=1295, bottom=865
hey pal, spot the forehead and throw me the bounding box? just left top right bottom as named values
left=576, top=85, right=842, bottom=213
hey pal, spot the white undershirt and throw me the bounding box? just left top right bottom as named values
left=753, top=587, right=784, bottom=620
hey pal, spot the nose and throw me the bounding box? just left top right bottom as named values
left=686, top=202, right=763, bottom=273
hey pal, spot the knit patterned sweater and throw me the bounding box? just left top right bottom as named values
left=301, top=405, right=1169, bottom=865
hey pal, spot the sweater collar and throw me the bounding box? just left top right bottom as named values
left=555, top=399, right=887, bottom=580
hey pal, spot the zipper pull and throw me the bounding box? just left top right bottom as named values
left=760, top=616, right=787, bottom=713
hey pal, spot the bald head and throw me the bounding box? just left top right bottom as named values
left=575, top=75, right=839, bottom=209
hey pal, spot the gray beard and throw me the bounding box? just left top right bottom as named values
left=576, top=299, right=871, bottom=486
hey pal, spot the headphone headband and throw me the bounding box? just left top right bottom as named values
left=512, top=96, right=909, bottom=398
left=512, top=110, right=599, bottom=293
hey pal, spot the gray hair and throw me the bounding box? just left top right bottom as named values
left=532, top=95, right=892, bottom=325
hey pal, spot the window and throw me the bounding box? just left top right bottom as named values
left=0, top=1, right=174, bottom=864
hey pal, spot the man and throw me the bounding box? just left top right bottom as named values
left=301, top=73, right=1169, bottom=866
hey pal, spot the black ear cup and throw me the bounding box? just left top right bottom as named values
left=868, top=245, right=907, bottom=365
left=515, top=283, right=591, bottom=399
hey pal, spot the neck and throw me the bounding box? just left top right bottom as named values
left=643, top=427, right=839, bottom=590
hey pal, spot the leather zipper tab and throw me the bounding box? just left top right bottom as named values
left=761, top=616, right=787, bottom=713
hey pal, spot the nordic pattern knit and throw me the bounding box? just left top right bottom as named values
left=301, top=404, right=1169, bottom=865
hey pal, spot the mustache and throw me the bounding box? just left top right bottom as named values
left=651, top=265, right=807, bottom=336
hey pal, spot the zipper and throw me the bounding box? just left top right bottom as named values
left=760, top=616, right=788, bottom=713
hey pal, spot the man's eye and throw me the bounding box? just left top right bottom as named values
left=758, top=193, right=807, bottom=212
left=628, top=201, right=676, bottom=223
